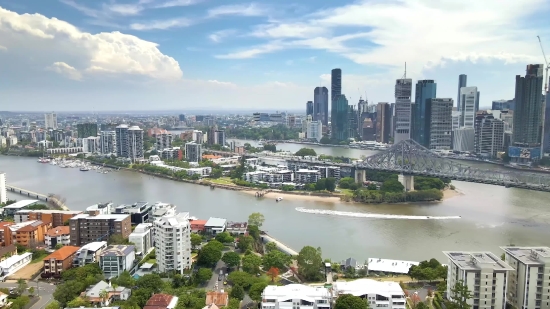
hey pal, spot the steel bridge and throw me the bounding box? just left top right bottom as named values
left=357, top=139, right=550, bottom=192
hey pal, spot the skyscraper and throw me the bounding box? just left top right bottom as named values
left=475, top=113, right=504, bottom=158
left=459, top=87, right=479, bottom=128
left=331, top=94, right=349, bottom=141
left=127, top=126, right=144, bottom=162
left=376, top=102, right=391, bottom=143
left=331, top=69, right=342, bottom=127
left=427, top=98, right=453, bottom=150
left=115, top=124, right=129, bottom=158
left=44, top=112, right=57, bottom=129
left=314, top=87, right=329, bottom=125
left=510, top=64, right=544, bottom=163
left=457, top=74, right=467, bottom=111
left=394, top=78, right=413, bottom=143
left=306, top=101, right=314, bottom=117
left=412, top=80, right=437, bottom=147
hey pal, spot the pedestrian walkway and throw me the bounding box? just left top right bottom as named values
left=262, top=233, right=298, bottom=256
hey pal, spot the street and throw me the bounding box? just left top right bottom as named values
left=0, top=281, right=56, bottom=309
left=206, top=259, right=227, bottom=290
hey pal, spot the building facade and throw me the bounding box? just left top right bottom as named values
left=115, top=125, right=129, bottom=158
left=185, top=142, right=202, bottom=162
left=129, top=223, right=153, bottom=255
left=314, top=87, right=329, bottom=126
left=43, top=246, right=80, bottom=276
left=306, top=101, right=313, bottom=117
left=459, top=86, right=479, bottom=128
left=77, top=123, right=98, bottom=139
left=69, top=214, right=131, bottom=246
left=376, top=103, right=391, bottom=143
left=331, top=94, right=349, bottom=141
left=413, top=80, right=437, bottom=147
left=331, top=68, right=342, bottom=106
left=457, top=74, right=467, bottom=111
left=333, top=279, right=406, bottom=309
left=0, top=172, right=6, bottom=204
left=155, top=133, right=173, bottom=151
left=99, top=245, right=136, bottom=279
left=100, top=131, right=117, bottom=155
left=127, top=126, right=144, bottom=161
left=492, top=99, right=515, bottom=111
left=153, top=213, right=192, bottom=274
left=427, top=98, right=453, bottom=150
left=45, top=226, right=71, bottom=249
left=44, top=113, right=57, bottom=130
left=394, top=78, right=413, bottom=143
left=474, top=113, right=505, bottom=158
left=261, top=284, right=331, bottom=309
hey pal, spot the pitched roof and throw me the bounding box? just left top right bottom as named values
left=0, top=244, right=16, bottom=257
left=17, top=220, right=47, bottom=232
left=205, top=291, right=228, bottom=307
left=46, top=226, right=70, bottom=237
left=143, top=294, right=175, bottom=309
left=44, top=246, right=80, bottom=261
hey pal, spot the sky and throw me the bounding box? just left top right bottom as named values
left=0, top=0, right=549, bottom=112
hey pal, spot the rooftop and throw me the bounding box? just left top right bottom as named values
left=205, top=290, right=228, bottom=307
left=262, top=284, right=331, bottom=302
left=100, top=245, right=135, bottom=257
left=71, top=213, right=130, bottom=221
left=367, top=258, right=420, bottom=274
left=8, top=220, right=39, bottom=232
left=0, top=253, right=32, bottom=269
left=15, top=209, right=82, bottom=215
left=500, top=247, right=550, bottom=265
left=155, top=213, right=190, bottom=227
left=44, top=246, right=80, bottom=261
left=16, top=220, right=47, bottom=232
left=46, top=226, right=71, bottom=237
left=189, top=220, right=207, bottom=226
left=78, top=241, right=108, bottom=253
left=443, top=251, right=514, bottom=271
left=3, top=200, right=39, bottom=209
left=333, top=279, right=404, bottom=298
left=226, top=222, right=247, bottom=229
left=205, top=217, right=226, bottom=227
left=85, top=281, right=128, bottom=299
left=144, top=294, right=178, bottom=309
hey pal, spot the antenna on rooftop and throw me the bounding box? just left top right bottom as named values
left=402, top=62, right=407, bottom=79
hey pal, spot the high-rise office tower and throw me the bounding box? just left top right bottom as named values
left=44, top=112, right=57, bottom=130
left=413, top=80, right=437, bottom=147
left=127, top=126, right=144, bottom=162
left=178, top=114, right=186, bottom=121
left=492, top=99, right=515, bottom=111
left=306, top=101, right=314, bottom=117
left=115, top=124, right=129, bottom=158
left=376, top=103, right=391, bottom=143
left=457, top=74, right=467, bottom=111
left=474, top=113, right=504, bottom=158
left=313, top=87, right=329, bottom=125
left=331, top=68, right=342, bottom=128
left=510, top=64, right=544, bottom=163
left=427, top=98, right=453, bottom=150
left=347, top=105, right=358, bottom=139
left=394, top=78, right=413, bottom=143
left=331, top=94, right=349, bottom=141
left=459, top=87, right=479, bottom=128
left=545, top=94, right=550, bottom=153
left=214, top=130, right=226, bottom=146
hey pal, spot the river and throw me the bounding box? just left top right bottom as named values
left=2, top=146, right=550, bottom=263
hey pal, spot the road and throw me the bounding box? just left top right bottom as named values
left=0, top=280, right=56, bottom=309
left=206, top=259, right=228, bottom=290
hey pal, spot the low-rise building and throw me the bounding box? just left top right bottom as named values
left=161, top=147, right=182, bottom=161
left=1, top=200, right=39, bottom=217
left=443, top=251, right=513, bottom=309
left=45, top=226, right=71, bottom=249
left=225, top=222, right=248, bottom=235
left=332, top=279, right=406, bottom=309
left=9, top=220, right=50, bottom=247
left=189, top=220, right=207, bottom=233
left=295, top=169, right=321, bottom=184
left=70, top=213, right=131, bottom=246
left=99, top=245, right=136, bottom=279
left=129, top=223, right=153, bottom=255
left=14, top=209, right=82, bottom=227
left=144, top=294, right=178, bottom=309
left=205, top=290, right=229, bottom=308
left=261, top=284, right=331, bottom=309
left=0, top=253, right=32, bottom=277
left=0, top=291, right=8, bottom=307
left=0, top=244, right=17, bottom=262
left=43, top=246, right=80, bottom=276
left=500, top=246, right=550, bottom=309
left=82, top=281, right=132, bottom=307
left=204, top=218, right=226, bottom=235
left=73, top=241, right=108, bottom=267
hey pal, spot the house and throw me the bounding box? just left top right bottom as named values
left=261, top=284, right=331, bottom=309
left=99, top=245, right=136, bottom=279
left=332, top=279, right=406, bottom=309
left=205, top=290, right=228, bottom=307
left=43, top=246, right=80, bottom=277
left=204, top=218, right=226, bottom=235
left=143, top=294, right=179, bottom=309
left=45, top=226, right=71, bottom=249
left=0, top=291, right=8, bottom=307
left=0, top=244, right=17, bottom=262
left=189, top=220, right=207, bottom=233
left=225, top=222, right=248, bottom=235
left=81, top=280, right=131, bottom=306
left=73, top=241, right=108, bottom=267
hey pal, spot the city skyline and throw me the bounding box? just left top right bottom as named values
left=0, top=0, right=549, bottom=111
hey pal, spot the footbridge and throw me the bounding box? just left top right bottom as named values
left=355, top=139, right=550, bottom=192
left=6, top=185, right=69, bottom=210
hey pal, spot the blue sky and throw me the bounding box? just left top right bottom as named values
left=0, top=0, right=549, bottom=111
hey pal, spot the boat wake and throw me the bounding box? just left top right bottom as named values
left=295, top=207, right=461, bottom=220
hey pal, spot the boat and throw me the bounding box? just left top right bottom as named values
left=276, top=197, right=283, bottom=202
left=80, top=167, right=90, bottom=171
left=38, top=157, right=50, bottom=163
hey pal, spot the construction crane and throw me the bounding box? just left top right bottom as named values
left=538, top=35, right=549, bottom=95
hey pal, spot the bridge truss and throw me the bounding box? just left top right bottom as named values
left=358, top=139, right=550, bottom=192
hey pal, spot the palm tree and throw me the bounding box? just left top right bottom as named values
left=99, top=289, right=109, bottom=306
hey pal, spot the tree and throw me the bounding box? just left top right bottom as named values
left=113, top=270, right=135, bottom=288
left=380, top=179, right=404, bottom=192
left=99, top=289, right=109, bottom=306
left=248, top=213, right=265, bottom=227
left=262, top=250, right=291, bottom=270
left=215, top=232, right=234, bottom=244
left=198, top=241, right=224, bottom=266
left=315, top=178, right=327, bottom=191
left=222, top=252, right=241, bottom=268
left=334, top=294, right=369, bottom=309
left=242, top=254, right=262, bottom=274
left=136, top=273, right=164, bottom=293
left=416, top=302, right=429, bottom=309
left=325, top=177, right=336, bottom=192
left=28, top=287, right=35, bottom=297
left=448, top=280, right=473, bottom=309
left=108, top=234, right=131, bottom=245
left=266, top=267, right=279, bottom=282
left=297, top=246, right=324, bottom=281
left=16, top=279, right=27, bottom=295
left=226, top=299, right=241, bottom=309
left=237, top=235, right=254, bottom=252
left=230, top=284, right=245, bottom=300
left=66, top=297, right=91, bottom=308
left=248, top=225, right=260, bottom=240
left=54, top=243, right=64, bottom=250
left=338, top=177, right=356, bottom=189
left=226, top=271, right=257, bottom=289
left=295, top=148, right=317, bottom=157
left=195, top=268, right=213, bottom=284
left=265, top=242, right=277, bottom=253
left=249, top=282, right=268, bottom=301
left=190, top=233, right=203, bottom=249
left=45, top=301, right=61, bottom=309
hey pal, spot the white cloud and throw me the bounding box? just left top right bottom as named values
left=154, top=0, right=202, bottom=8
left=207, top=3, right=267, bottom=18
left=214, top=42, right=284, bottom=59
left=130, top=17, right=192, bottom=30
left=208, top=29, right=237, bottom=43
left=0, top=7, right=182, bottom=80
left=105, top=3, right=144, bottom=16
left=0, top=45, right=7, bottom=51
left=46, top=62, right=82, bottom=80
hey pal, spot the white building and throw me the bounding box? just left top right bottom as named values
left=459, top=86, right=479, bottom=128
left=192, top=130, right=204, bottom=144
left=333, top=279, right=406, bottom=309
left=185, top=142, right=202, bottom=162
left=394, top=78, right=413, bottom=144
left=99, top=245, right=136, bottom=279
left=45, top=112, right=57, bottom=129
left=86, top=202, right=113, bottom=215
left=73, top=241, right=108, bottom=267
left=443, top=251, right=513, bottom=309
left=501, top=246, right=550, bottom=309
left=302, top=115, right=323, bottom=142
left=261, top=284, right=331, bottom=309
left=100, top=131, right=117, bottom=155
left=204, top=217, right=226, bottom=235
left=295, top=169, right=321, bottom=184
left=128, top=126, right=144, bottom=161
left=156, top=133, right=173, bottom=151
left=0, top=172, right=6, bottom=204
left=0, top=253, right=33, bottom=277
left=153, top=213, right=192, bottom=274
left=129, top=223, right=153, bottom=256
left=453, top=127, right=475, bottom=152
left=7, top=136, right=17, bottom=146
left=0, top=136, right=6, bottom=148
left=83, top=136, right=100, bottom=153
left=45, top=226, right=71, bottom=249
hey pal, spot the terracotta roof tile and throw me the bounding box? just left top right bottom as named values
left=46, top=226, right=70, bottom=237
left=43, top=246, right=80, bottom=261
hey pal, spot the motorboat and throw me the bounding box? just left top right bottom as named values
left=38, top=157, right=50, bottom=163
left=80, top=167, right=90, bottom=171
left=276, top=197, right=283, bottom=202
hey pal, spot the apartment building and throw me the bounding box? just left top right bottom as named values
left=69, top=213, right=131, bottom=246
left=261, top=284, right=331, bottom=309
left=43, top=246, right=80, bottom=276
left=443, top=251, right=513, bottom=309
left=153, top=213, right=192, bottom=274
left=185, top=142, right=202, bottom=162
left=155, top=133, right=173, bottom=151
left=14, top=209, right=82, bottom=227
left=295, top=169, right=321, bottom=184
left=45, top=226, right=71, bottom=249
left=99, top=245, right=136, bottom=279
left=501, top=247, right=550, bottom=309
left=73, top=241, right=108, bottom=267
left=333, top=279, right=406, bottom=309
left=112, top=202, right=152, bottom=225
left=129, top=223, right=153, bottom=255
left=10, top=220, right=50, bottom=247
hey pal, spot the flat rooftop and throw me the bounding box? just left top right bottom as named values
left=500, top=247, right=550, bottom=265
left=443, top=251, right=513, bottom=271
left=72, top=214, right=129, bottom=221
left=3, top=200, right=39, bottom=209
left=15, top=209, right=82, bottom=215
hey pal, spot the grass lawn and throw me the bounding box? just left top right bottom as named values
left=337, top=188, right=354, bottom=196
left=146, top=258, right=157, bottom=264
left=209, top=177, right=236, bottom=186
left=31, top=251, right=49, bottom=263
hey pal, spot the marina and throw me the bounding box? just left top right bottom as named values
left=42, top=157, right=116, bottom=174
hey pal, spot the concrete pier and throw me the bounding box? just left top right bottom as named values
left=261, top=232, right=299, bottom=256
left=6, top=184, right=69, bottom=210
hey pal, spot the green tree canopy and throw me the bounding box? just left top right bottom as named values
left=295, top=148, right=317, bottom=157
left=230, top=284, right=245, bottom=300
left=190, top=233, right=203, bottom=249
left=249, top=282, right=269, bottom=302
left=226, top=271, right=261, bottom=290
left=197, top=241, right=223, bottom=266
left=221, top=252, right=241, bottom=268
left=237, top=235, right=254, bottom=252
left=334, top=294, right=369, bottom=309
left=195, top=268, right=213, bottom=284
left=380, top=179, right=404, bottom=192
left=215, top=232, right=234, bottom=244
left=248, top=213, right=265, bottom=227
left=265, top=242, right=278, bottom=253
left=297, top=246, right=324, bottom=281
left=262, top=250, right=292, bottom=270
left=242, top=254, right=262, bottom=274
left=447, top=280, right=473, bottom=309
